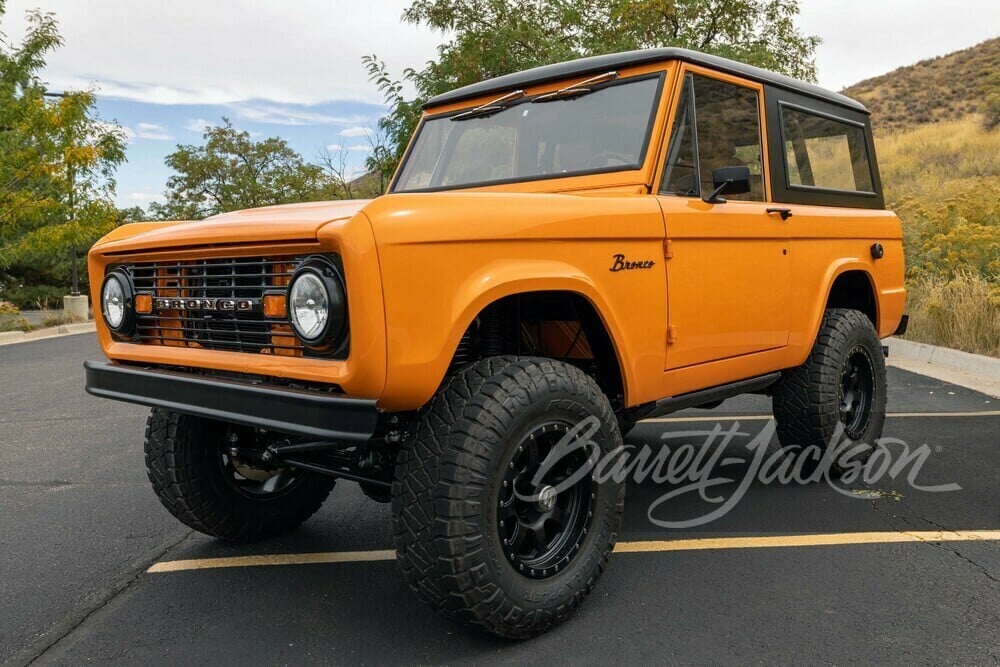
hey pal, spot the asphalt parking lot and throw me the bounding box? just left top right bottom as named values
left=2, top=334, right=998, bottom=665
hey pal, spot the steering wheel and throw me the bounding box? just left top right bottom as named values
left=589, top=151, right=633, bottom=168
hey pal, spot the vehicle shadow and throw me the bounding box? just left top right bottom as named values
left=106, top=417, right=907, bottom=664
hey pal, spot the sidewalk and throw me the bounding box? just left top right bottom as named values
left=886, top=337, right=1000, bottom=398
left=0, top=321, right=95, bottom=346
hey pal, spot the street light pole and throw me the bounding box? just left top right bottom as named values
left=43, top=91, right=80, bottom=297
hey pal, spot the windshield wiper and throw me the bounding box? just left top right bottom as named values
left=531, top=71, right=619, bottom=103
left=451, top=89, right=526, bottom=121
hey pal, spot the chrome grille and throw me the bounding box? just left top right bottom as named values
left=123, top=256, right=301, bottom=356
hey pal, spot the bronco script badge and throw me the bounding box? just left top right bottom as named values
left=609, top=254, right=656, bottom=272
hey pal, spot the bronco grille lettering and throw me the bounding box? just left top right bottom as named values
left=152, top=297, right=260, bottom=312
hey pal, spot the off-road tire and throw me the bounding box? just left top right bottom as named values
left=772, top=308, right=887, bottom=474
left=144, top=409, right=335, bottom=541
left=392, top=357, right=625, bottom=639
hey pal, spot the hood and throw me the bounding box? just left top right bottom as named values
left=94, top=200, right=371, bottom=254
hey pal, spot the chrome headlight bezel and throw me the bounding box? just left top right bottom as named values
left=287, top=256, right=346, bottom=350
left=101, top=269, right=136, bottom=335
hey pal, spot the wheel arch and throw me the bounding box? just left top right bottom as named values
left=824, top=268, right=879, bottom=329
left=445, top=272, right=633, bottom=405
left=802, top=262, right=880, bottom=357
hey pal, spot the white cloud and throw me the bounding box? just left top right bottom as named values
left=43, top=76, right=242, bottom=105
left=5, top=0, right=442, bottom=105
left=339, top=126, right=373, bottom=137
left=323, top=143, right=369, bottom=153
left=228, top=103, right=371, bottom=127
left=124, top=192, right=160, bottom=205
left=9, top=0, right=999, bottom=114
left=130, top=122, right=173, bottom=141
left=184, top=118, right=211, bottom=133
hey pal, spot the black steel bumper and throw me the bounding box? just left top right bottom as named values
left=84, top=360, right=377, bottom=442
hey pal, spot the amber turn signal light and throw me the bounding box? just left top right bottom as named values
left=134, top=293, right=153, bottom=314
left=263, top=293, right=287, bottom=318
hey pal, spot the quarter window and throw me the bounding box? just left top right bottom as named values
left=781, top=107, right=874, bottom=193
left=660, top=74, right=765, bottom=201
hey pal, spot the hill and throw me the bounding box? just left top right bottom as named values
left=843, top=37, right=1000, bottom=132
left=839, top=38, right=1000, bottom=356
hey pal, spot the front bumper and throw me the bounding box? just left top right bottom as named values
left=84, top=360, right=377, bottom=442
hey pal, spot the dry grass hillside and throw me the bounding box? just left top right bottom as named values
left=843, top=37, right=1000, bottom=132
left=848, top=37, right=1000, bottom=356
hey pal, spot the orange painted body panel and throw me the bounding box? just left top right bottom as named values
left=88, top=56, right=906, bottom=414
left=89, top=208, right=388, bottom=399
left=360, top=192, right=667, bottom=410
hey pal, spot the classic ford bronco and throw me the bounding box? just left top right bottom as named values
left=85, top=48, right=906, bottom=637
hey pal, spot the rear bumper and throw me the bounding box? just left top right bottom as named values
left=893, top=314, right=909, bottom=336
left=84, top=360, right=377, bottom=442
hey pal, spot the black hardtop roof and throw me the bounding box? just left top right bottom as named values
left=423, top=47, right=867, bottom=113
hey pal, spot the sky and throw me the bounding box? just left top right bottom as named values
left=4, top=0, right=999, bottom=209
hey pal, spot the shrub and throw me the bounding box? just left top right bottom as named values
left=0, top=284, right=66, bottom=310
left=983, top=91, right=1000, bottom=131
left=0, top=301, right=30, bottom=332
left=903, top=274, right=1000, bottom=357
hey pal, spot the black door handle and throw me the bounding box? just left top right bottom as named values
left=766, top=207, right=793, bottom=220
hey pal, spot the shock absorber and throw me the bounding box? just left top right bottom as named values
left=480, top=308, right=506, bottom=357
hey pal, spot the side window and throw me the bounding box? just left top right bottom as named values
left=660, top=74, right=765, bottom=201
left=781, top=107, right=874, bottom=192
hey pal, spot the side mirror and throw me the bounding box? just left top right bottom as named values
left=703, top=165, right=751, bottom=204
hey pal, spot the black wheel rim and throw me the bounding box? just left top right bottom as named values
left=218, top=428, right=299, bottom=499
left=840, top=346, right=876, bottom=440
left=498, top=421, right=596, bottom=579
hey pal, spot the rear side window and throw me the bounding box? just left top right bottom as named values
left=781, top=107, right=874, bottom=193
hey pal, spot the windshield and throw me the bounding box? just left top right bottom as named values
left=392, top=74, right=663, bottom=192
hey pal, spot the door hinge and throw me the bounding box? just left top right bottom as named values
left=667, top=324, right=677, bottom=345
left=663, top=238, right=673, bottom=259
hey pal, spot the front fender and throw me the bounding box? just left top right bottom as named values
left=378, top=258, right=644, bottom=412
left=363, top=193, right=667, bottom=411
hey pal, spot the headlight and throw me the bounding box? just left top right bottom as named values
left=287, top=257, right=346, bottom=348
left=101, top=270, right=135, bottom=335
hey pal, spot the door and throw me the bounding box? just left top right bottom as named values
left=657, top=70, right=791, bottom=370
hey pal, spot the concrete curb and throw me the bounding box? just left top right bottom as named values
left=886, top=337, right=1000, bottom=399
left=0, top=322, right=96, bottom=347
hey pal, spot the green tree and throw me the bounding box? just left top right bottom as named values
left=0, top=2, right=126, bottom=279
left=368, top=0, right=819, bottom=169
left=152, top=120, right=337, bottom=219
left=117, top=206, right=151, bottom=223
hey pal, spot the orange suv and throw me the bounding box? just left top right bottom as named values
left=85, top=48, right=906, bottom=638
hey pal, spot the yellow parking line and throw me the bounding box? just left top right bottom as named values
left=613, top=530, right=1000, bottom=553
left=148, top=530, right=1000, bottom=574
left=644, top=410, right=1000, bottom=423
